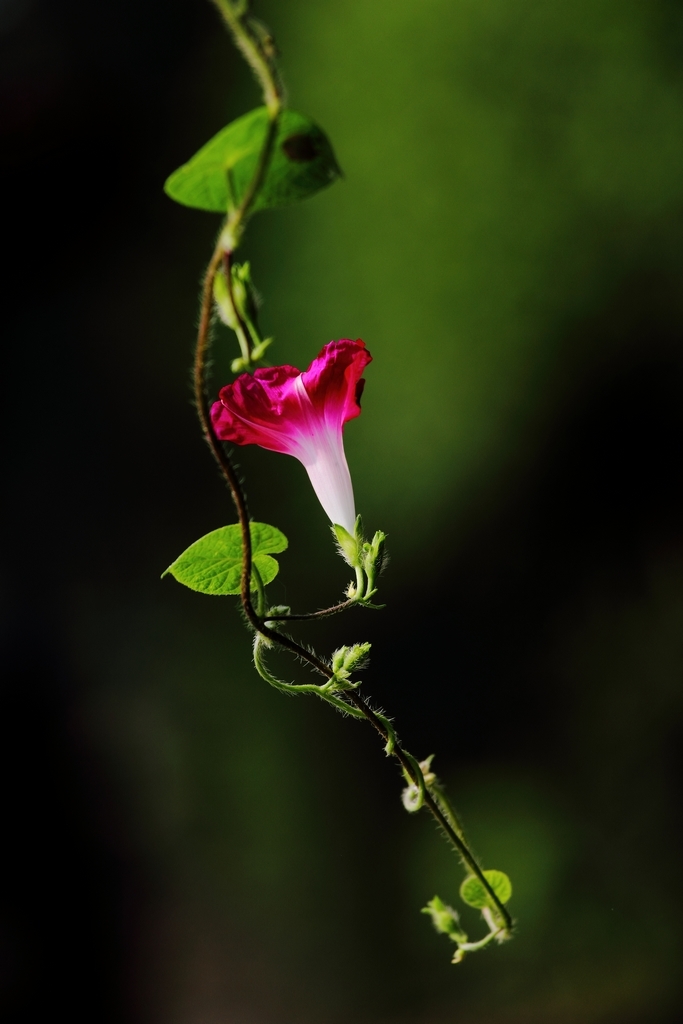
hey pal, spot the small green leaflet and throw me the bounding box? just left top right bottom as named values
left=164, top=107, right=342, bottom=214
left=162, top=522, right=288, bottom=596
left=459, top=870, right=512, bottom=909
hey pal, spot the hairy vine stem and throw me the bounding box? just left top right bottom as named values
left=265, top=599, right=355, bottom=621
left=193, top=0, right=513, bottom=937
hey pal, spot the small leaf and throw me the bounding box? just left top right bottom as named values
left=164, top=107, right=341, bottom=214
left=459, top=870, right=512, bottom=909
left=162, top=522, right=288, bottom=596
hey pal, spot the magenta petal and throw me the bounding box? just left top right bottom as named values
left=210, top=340, right=372, bottom=532
left=301, top=339, right=372, bottom=428
left=211, top=364, right=303, bottom=454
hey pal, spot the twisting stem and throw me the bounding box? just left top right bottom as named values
left=342, top=692, right=513, bottom=933
left=251, top=562, right=267, bottom=617
left=210, top=0, right=281, bottom=114
left=194, top=243, right=225, bottom=418
left=429, top=777, right=469, bottom=846
left=266, top=599, right=355, bottom=621
left=233, top=110, right=280, bottom=224
left=196, top=275, right=513, bottom=931
left=194, top=244, right=256, bottom=610
left=210, top=0, right=282, bottom=254
left=193, top=271, right=331, bottom=669
left=194, top=0, right=513, bottom=942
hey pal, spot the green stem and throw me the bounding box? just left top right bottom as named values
left=251, top=562, right=267, bottom=616
left=342, top=690, right=513, bottom=935
left=454, top=926, right=503, bottom=961
left=242, top=310, right=263, bottom=350
left=460, top=932, right=501, bottom=952
left=210, top=1, right=282, bottom=254
left=265, top=598, right=356, bottom=621
left=354, top=563, right=365, bottom=601
left=429, top=779, right=469, bottom=847
left=253, top=635, right=367, bottom=717
left=210, top=0, right=281, bottom=114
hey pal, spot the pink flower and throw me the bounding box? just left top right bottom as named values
left=211, top=339, right=372, bottom=533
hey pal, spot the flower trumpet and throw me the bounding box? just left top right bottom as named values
left=211, top=339, right=371, bottom=535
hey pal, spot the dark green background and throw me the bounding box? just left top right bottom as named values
left=3, top=1, right=683, bottom=1021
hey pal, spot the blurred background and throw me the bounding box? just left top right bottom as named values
left=3, top=0, right=683, bottom=1021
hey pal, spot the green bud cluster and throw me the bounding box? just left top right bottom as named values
left=333, top=516, right=386, bottom=604
left=213, top=260, right=273, bottom=371
left=421, top=891, right=511, bottom=964
left=323, top=642, right=371, bottom=693
left=421, top=897, right=468, bottom=944
left=402, top=754, right=436, bottom=811
left=332, top=642, right=371, bottom=677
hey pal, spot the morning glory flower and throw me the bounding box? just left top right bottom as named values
left=211, top=339, right=372, bottom=534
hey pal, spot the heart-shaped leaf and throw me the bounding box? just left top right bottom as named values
left=162, top=522, right=288, bottom=595
left=459, top=870, right=512, bottom=909
left=164, top=107, right=341, bottom=214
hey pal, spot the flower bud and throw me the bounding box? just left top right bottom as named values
left=331, top=642, right=371, bottom=680
left=421, top=896, right=467, bottom=943
left=361, top=529, right=386, bottom=593
left=213, top=261, right=260, bottom=334
left=231, top=356, right=249, bottom=374
left=250, top=337, right=273, bottom=361
left=213, top=268, right=239, bottom=329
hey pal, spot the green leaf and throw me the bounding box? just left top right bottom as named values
left=162, top=522, right=288, bottom=596
left=459, top=870, right=512, bottom=909
left=164, top=107, right=342, bottom=213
